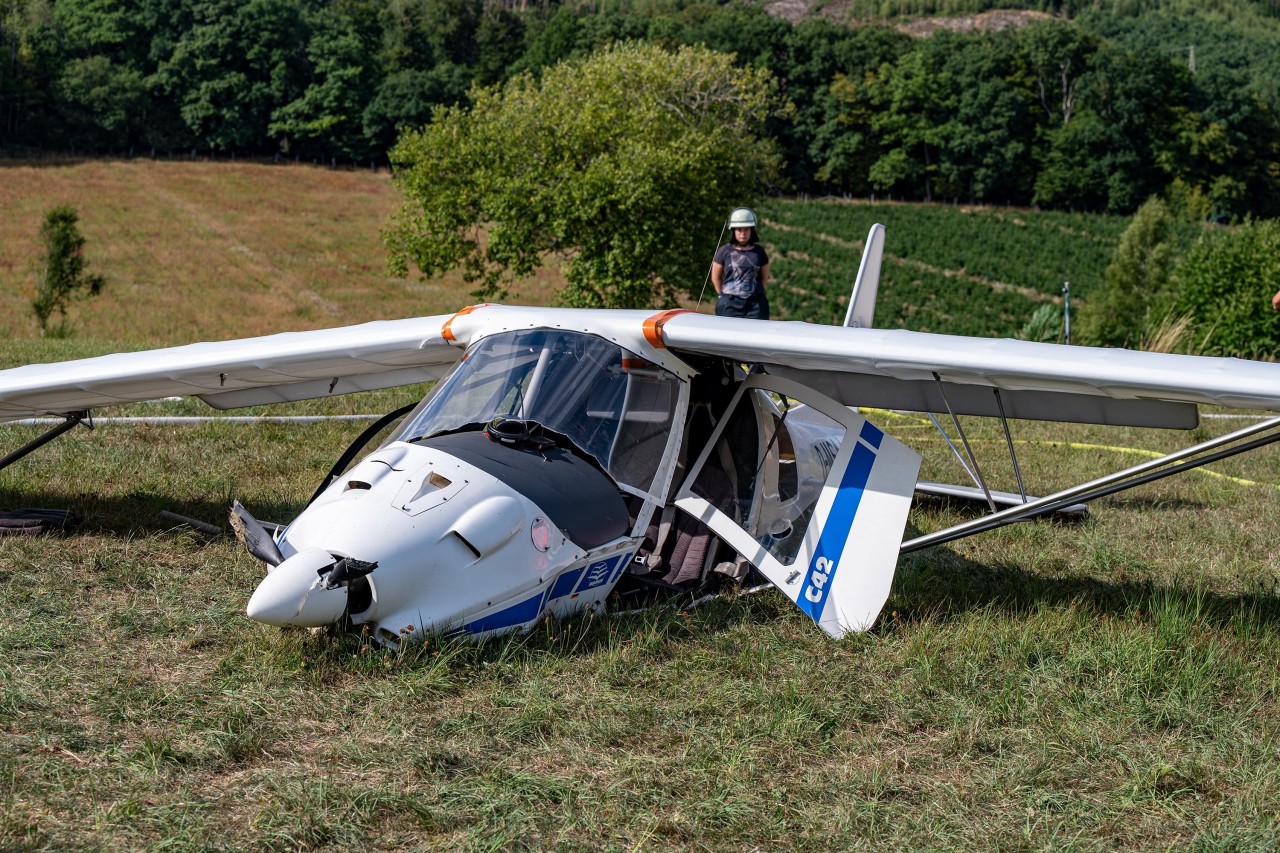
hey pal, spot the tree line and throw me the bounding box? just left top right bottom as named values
left=2, top=0, right=1278, bottom=218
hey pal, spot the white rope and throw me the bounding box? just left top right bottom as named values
left=5, top=415, right=381, bottom=426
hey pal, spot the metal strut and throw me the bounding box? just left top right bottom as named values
left=902, top=414, right=1280, bottom=553
left=993, top=388, right=1028, bottom=503
left=927, top=412, right=980, bottom=487
left=0, top=411, right=89, bottom=473
left=932, top=372, right=997, bottom=512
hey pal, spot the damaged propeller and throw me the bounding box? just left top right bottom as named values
left=229, top=500, right=284, bottom=567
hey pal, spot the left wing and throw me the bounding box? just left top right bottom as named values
left=0, top=315, right=462, bottom=422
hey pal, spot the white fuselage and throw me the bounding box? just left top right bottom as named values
left=249, top=440, right=640, bottom=643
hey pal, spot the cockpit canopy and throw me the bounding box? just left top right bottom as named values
left=390, top=329, right=683, bottom=497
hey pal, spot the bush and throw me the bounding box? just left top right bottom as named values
left=1018, top=303, right=1064, bottom=343
left=1167, top=219, right=1280, bottom=359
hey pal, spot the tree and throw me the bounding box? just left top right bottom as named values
left=863, top=45, right=958, bottom=202
left=270, top=9, right=380, bottom=161
left=1033, top=43, right=1182, bottom=214
left=1162, top=66, right=1280, bottom=221
left=152, top=0, right=308, bottom=153
left=385, top=42, right=786, bottom=309
left=1075, top=196, right=1175, bottom=347
left=32, top=205, right=105, bottom=337
left=57, top=55, right=146, bottom=149
left=792, top=22, right=911, bottom=193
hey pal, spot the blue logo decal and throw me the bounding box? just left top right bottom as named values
left=577, top=555, right=622, bottom=593
left=799, top=440, right=878, bottom=622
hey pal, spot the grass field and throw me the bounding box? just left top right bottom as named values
left=0, top=159, right=563, bottom=346
left=3, top=162, right=1280, bottom=850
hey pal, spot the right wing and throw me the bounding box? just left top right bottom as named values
left=0, top=315, right=463, bottom=422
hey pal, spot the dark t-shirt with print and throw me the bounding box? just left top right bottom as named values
left=714, top=243, right=769, bottom=298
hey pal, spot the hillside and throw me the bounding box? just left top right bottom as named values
left=0, top=161, right=1169, bottom=353
left=5, top=0, right=1277, bottom=218
left=761, top=199, right=1210, bottom=336
left=0, top=161, right=561, bottom=348
left=834, top=0, right=1280, bottom=101
left=2, top=160, right=1210, bottom=351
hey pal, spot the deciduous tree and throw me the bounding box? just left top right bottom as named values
left=386, top=42, right=786, bottom=309
left=1076, top=196, right=1175, bottom=347
left=1168, top=219, right=1280, bottom=358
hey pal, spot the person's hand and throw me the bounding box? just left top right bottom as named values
left=1272, top=290, right=1280, bottom=313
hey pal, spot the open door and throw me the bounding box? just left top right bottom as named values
left=674, top=374, right=920, bottom=637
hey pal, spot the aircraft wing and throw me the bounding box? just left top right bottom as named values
left=648, top=311, right=1280, bottom=428
left=0, top=316, right=461, bottom=422
left=7, top=303, right=1280, bottom=429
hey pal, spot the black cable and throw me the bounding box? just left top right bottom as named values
left=306, top=402, right=417, bottom=507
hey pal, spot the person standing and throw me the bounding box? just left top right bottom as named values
left=712, top=208, right=770, bottom=319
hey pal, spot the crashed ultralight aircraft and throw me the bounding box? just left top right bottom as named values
left=3, top=226, right=1280, bottom=645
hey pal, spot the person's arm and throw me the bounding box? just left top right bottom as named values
left=1272, top=289, right=1280, bottom=312
left=711, top=262, right=724, bottom=294
left=759, top=262, right=770, bottom=289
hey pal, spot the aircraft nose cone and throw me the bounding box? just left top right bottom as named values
left=246, top=547, right=348, bottom=627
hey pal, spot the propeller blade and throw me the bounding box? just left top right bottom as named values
left=229, top=500, right=284, bottom=568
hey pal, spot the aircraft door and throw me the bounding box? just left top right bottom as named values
left=674, top=374, right=920, bottom=637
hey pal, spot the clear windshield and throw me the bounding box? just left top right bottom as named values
left=390, top=329, right=682, bottom=495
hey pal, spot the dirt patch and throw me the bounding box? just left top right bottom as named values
left=896, top=9, right=1053, bottom=37
left=766, top=3, right=1052, bottom=32
left=765, top=0, right=853, bottom=23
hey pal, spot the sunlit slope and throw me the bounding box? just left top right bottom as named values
left=0, top=161, right=541, bottom=347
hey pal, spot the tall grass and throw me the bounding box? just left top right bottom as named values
left=3, top=395, right=1280, bottom=849
left=0, top=160, right=564, bottom=345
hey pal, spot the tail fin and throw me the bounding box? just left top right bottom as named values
left=842, top=223, right=885, bottom=329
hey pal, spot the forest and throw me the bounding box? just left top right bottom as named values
left=2, top=0, right=1279, bottom=218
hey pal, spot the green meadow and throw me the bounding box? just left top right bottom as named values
left=2, top=162, right=1279, bottom=850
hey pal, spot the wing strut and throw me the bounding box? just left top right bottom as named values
left=903, top=414, right=1280, bottom=553
left=993, top=388, right=1028, bottom=503
left=0, top=411, right=88, bottom=473
left=932, top=372, right=997, bottom=512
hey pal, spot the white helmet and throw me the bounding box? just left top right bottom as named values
left=728, top=207, right=758, bottom=229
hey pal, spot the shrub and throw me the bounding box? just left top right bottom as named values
left=1167, top=219, right=1280, bottom=359
left=32, top=205, right=106, bottom=337
left=1075, top=197, right=1175, bottom=347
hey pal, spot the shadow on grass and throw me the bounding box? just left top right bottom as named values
left=9, top=483, right=1274, bottom=660
left=0, top=484, right=303, bottom=537
left=893, top=520, right=1280, bottom=631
